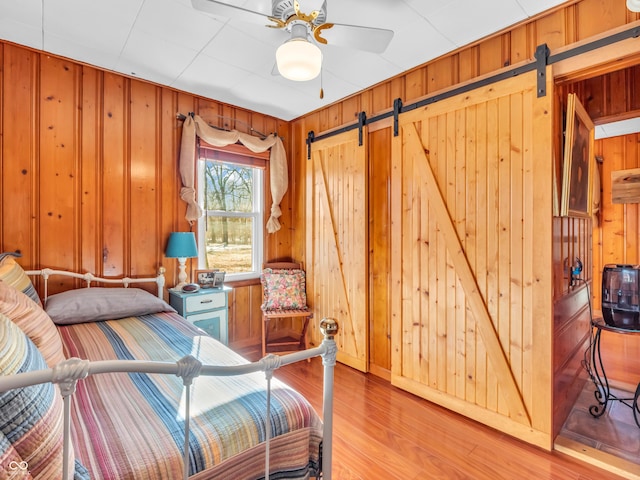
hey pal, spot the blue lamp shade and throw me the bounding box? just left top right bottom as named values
left=165, top=232, right=198, bottom=259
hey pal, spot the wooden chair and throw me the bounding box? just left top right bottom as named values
left=260, top=262, right=313, bottom=358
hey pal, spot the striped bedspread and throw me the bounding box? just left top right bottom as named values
left=57, top=312, right=322, bottom=479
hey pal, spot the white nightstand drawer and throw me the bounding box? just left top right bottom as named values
left=185, top=291, right=225, bottom=313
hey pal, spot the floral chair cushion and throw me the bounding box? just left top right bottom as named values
left=260, top=268, right=307, bottom=311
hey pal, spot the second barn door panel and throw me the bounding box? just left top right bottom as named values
left=307, top=129, right=368, bottom=372
left=390, top=68, right=554, bottom=448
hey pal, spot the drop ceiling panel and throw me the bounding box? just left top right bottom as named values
left=322, top=47, right=400, bottom=90
left=175, top=52, right=254, bottom=92
left=381, top=18, right=457, bottom=71
left=135, top=0, right=224, bottom=50
left=418, top=0, right=529, bottom=47
left=117, top=30, right=201, bottom=84
left=201, top=25, right=276, bottom=74
left=0, top=0, right=42, bottom=49
left=44, top=33, right=122, bottom=70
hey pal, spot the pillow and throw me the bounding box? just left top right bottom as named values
left=0, top=313, right=77, bottom=479
left=261, top=268, right=308, bottom=310
left=0, top=254, right=42, bottom=307
left=0, top=280, right=66, bottom=368
left=45, top=287, right=176, bottom=325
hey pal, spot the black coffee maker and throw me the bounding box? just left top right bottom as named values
left=602, top=264, right=640, bottom=328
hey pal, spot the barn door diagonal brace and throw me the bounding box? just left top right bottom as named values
left=535, top=43, right=550, bottom=98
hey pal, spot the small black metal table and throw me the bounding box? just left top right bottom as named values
left=589, top=316, right=640, bottom=428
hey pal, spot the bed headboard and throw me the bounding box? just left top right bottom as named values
left=26, top=267, right=166, bottom=301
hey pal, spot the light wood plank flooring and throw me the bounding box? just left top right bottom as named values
left=268, top=357, right=627, bottom=480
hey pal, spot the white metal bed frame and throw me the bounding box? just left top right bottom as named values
left=0, top=268, right=336, bottom=480
left=26, top=267, right=167, bottom=302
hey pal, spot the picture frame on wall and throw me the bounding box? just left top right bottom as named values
left=560, top=93, right=595, bottom=218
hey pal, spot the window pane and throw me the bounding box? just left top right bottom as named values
left=204, top=215, right=253, bottom=273
left=203, top=162, right=253, bottom=213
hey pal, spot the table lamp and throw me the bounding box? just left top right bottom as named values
left=165, top=231, right=198, bottom=290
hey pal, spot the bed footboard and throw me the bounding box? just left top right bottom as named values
left=0, top=318, right=337, bottom=480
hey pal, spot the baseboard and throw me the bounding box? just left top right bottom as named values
left=368, top=364, right=390, bottom=381
left=230, top=338, right=260, bottom=350
left=554, top=435, right=640, bottom=479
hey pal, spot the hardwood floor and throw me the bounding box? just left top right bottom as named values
left=269, top=357, right=626, bottom=480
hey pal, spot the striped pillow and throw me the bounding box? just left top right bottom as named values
left=0, top=254, right=42, bottom=307
left=0, top=313, right=76, bottom=479
left=0, top=280, right=66, bottom=368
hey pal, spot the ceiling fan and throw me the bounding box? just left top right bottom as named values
left=191, top=0, right=394, bottom=82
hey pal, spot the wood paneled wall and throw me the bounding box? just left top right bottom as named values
left=0, top=42, right=293, bottom=347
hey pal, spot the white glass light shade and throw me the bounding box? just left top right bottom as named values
left=276, top=38, right=322, bottom=81
left=628, top=0, right=640, bottom=11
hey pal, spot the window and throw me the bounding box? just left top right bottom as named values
left=197, top=145, right=266, bottom=281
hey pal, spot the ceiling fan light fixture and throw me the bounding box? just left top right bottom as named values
left=276, top=37, right=322, bottom=81
left=628, top=0, right=640, bottom=11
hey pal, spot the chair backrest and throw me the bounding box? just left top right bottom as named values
left=263, top=262, right=302, bottom=270
left=260, top=261, right=308, bottom=311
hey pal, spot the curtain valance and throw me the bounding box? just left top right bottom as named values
left=179, top=114, right=288, bottom=233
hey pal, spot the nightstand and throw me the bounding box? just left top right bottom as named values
left=169, top=286, right=231, bottom=344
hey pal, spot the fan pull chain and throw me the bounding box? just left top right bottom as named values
left=320, top=67, right=324, bottom=99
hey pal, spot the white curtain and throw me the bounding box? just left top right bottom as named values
left=179, top=114, right=288, bottom=233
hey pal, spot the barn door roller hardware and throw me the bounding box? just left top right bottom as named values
left=535, top=44, right=550, bottom=98
left=306, top=130, right=315, bottom=160
left=393, top=98, right=403, bottom=137
left=358, top=111, right=367, bottom=146
left=305, top=25, right=640, bottom=148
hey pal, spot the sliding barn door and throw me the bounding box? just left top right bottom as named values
left=306, top=129, right=368, bottom=372
left=391, top=69, right=555, bottom=448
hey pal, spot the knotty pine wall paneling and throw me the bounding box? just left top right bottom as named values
left=0, top=42, right=293, bottom=350
left=1, top=46, right=39, bottom=268
left=368, top=122, right=392, bottom=378
left=80, top=67, right=101, bottom=275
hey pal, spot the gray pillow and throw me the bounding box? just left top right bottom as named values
left=45, top=287, right=175, bottom=325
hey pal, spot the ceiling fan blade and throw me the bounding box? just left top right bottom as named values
left=191, top=0, right=272, bottom=25
left=319, top=23, right=393, bottom=54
